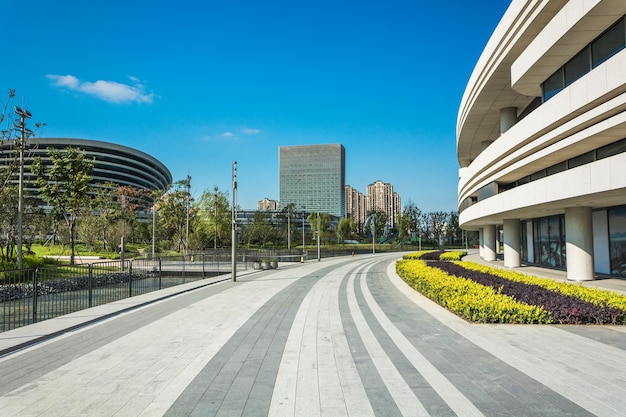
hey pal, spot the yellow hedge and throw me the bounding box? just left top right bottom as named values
left=396, top=259, right=551, bottom=324
left=453, top=261, right=626, bottom=312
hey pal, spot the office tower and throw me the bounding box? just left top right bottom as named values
left=279, top=144, right=345, bottom=218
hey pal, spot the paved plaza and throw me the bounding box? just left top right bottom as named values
left=1, top=253, right=625, bottom=416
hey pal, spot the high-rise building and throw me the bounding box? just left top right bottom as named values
left=345, top=185, right=367, bottom=228
left=366, top=180, right=401, bottom=226
left=457, top=2, right=626, bottom=280
left=279, top=144, right=345, bottom=218
left=257, top=198, right=280, bottom=211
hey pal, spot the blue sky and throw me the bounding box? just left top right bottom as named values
left=2, top=0, right=509, bottom=213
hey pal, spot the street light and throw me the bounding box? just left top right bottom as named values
left=287, top=205, right=291, bottom=250
left=152, top=204, right=156, bottom=259
left=231, top=162, right=237, bottom=282
left=214, top=186, right=218, bottom=250
left=14, top=105, right=32, bottom=270
left=301, top=206, right=306, bottom=256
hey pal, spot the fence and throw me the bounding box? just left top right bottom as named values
left=0, top=253, right=241, bottom=333
left=0, top=245, right=418, bottom=333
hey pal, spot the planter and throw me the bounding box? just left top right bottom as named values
left=253, top=261, right=262, bottom=270
left=270, top=260, right=278, bottom=269
left=261, top=261, right=271, bottom=270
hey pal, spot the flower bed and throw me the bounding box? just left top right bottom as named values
left=396, top=253, right=626, bottom=324
left=396, top=259, right=551, bottom=324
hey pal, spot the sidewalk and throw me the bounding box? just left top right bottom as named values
left=0, top=254, right=624, bottom=416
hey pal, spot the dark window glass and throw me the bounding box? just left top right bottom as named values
left=546, top=161, right=567, bottom=176
left=543, top=68, right=564, bottom=101
left=521, top=220, right=528, bottom=262
left=517, top=176, right=530, bottom=186
left=568, top=150, right=595, bottom=169
left=597, top=138, right=626, bottom=159
left=530, top=170, right=546, bottom=181
left=565, top=46, right=590, bottom=85
left=592, top=18, right=625, bottom=67
left=533, top=215, right=566, bottom=268
left=608, top=205, right=626, bottom=277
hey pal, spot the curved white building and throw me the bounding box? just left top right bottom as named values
left=457, top=1, right=626, bottom=280
left=1, top=138, right=172, bottom=197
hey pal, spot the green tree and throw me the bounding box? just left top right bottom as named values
left=426, top=211, right=449, bottom=248
left=78, top=182, right=117, bottom=251
left=365, top=210, right=388, bottom=243
left=337, top=217, right=355, bottom=244
left=307, top=212, right=331, bottom=243
left=155, top=176, right=193, bottom=253
left=32, top=147, right=94, bottom=264
left=251, top=210, right=275, bottom=248
left=398, top=202, right=422, bottom=249
left=195, top=186, right=231, bottom=248
left=279, top=203, right=296, bottom=248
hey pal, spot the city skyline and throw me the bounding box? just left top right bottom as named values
left=2, top=1, right=510, bottom=213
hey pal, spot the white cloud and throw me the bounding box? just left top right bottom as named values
left=241, top=128, right=261, bottom=135
left=220, top=132, right=235, bottom=138
left=47, top=74, right=155, bottom=104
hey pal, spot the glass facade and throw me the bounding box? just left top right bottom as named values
left=542, top=16, right=625, bottom=101
left=520, top=206, right=626, bottom=277
left=609, top=206, right=626, bottom=277
left=532, top=215, right=566, bottom=268
left=279, top=144, right=345, bottom=218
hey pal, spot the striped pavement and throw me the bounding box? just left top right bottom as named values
left=0, top=253, right=625, bottom=416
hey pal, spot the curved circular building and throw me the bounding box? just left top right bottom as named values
left=457, top=1, right=626, bottom=280
left=1, top=137, right=172, bottom=196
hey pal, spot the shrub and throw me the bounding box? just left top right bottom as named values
left=429, top=261, right=626, bottom=324
left=454, top=261, right=626, bottom=312
left=396, top=259, right=551, bottom=324
left=403, top=251, right=467, bottom=261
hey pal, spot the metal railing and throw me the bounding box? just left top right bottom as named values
left=0, top=254, right=239, bottom=333
left=0, top=245, right=416, bottom=333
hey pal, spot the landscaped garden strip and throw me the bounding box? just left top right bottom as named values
left=453, top=261, right=626, bottom=312
left=428, top=261, right=626, bottom=324
left=402, top=251, right=466, bottom=261
left=396, top=259, right=552, bottom=324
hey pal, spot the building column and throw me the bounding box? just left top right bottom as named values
left=500, top=107, right=517, bottom=134
left=503, top=219, right=521, bottom=268
left=565, top=207, right=594, bottom=281
left=478, top=228, right=484, bottom=258
left=483, top=224, right=497, bottom=262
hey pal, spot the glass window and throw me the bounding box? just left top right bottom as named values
left=530, top=170, right=546, bottom=181
left=546, top=161, right=567, bottom=176
left=565, top=46, right=590, bottom=86
left=569, top=150, right=595, bottom=169
left=543, top=68, right=564, bottom=101
left=597, top=138, right=626, bottom=159
left=592, top=18, right=625, bottom=67
left=533, top=215, right=565, bottom=268
left=608, top=206, right=626, bottom=277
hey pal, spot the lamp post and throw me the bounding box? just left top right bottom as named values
left=120, top=195, right=125, bottom=266
left=231, top=162, right=237, bottom=282
left=185, top=176, right=190, bottom=257
left=214, top=186, right=218, bottom=250
left=317, top=210, right=321, bottom=262
left=152, top=204, right=156, bottom=259
left=287, top=206, right=291, bottom=250
left=301, top=206, right=306, bottom=255
left=13, top=105, right=32, bottom=270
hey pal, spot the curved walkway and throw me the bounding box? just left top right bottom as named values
left=0, top=253, right=625, bottom=416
